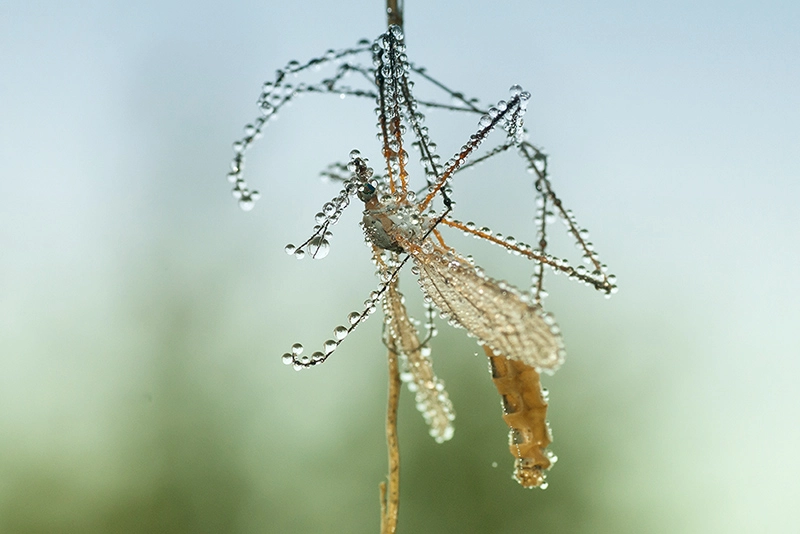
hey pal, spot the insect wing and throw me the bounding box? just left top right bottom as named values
left=383, top=281, right=455, bottom=443
left=412, top=245, right=564, bottom=372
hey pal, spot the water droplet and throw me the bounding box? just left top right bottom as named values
left=294, top=249, right=305, bottom=260
left=509, top=84, right=522, bottom=97
left=308, top=236, right=330, bottom=259
left=323, top=339, right=338, bottom=354
left=284, top=244, right=296, bottom=255
left=349, top=149, right=361, bottom=160
left=291, top=343, right=304, bottom=355
left=348, top=311, right=361, bottom=325
left=238, top=198, right=255, bottom=211
left=281, top=353, right=293, bottom=365
left=333, top=326, right=348, bottom=340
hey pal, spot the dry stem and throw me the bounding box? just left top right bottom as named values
left=380, top=344, right=402, bottom=533
left=386, top=0, right=404, bottom=28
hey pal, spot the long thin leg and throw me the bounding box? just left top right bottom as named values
left=440, top=218, right=615, bottom=293
left=417, top=90, right=529, bottom=212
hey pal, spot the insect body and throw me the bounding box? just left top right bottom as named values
left=350, top=152, right=564, bottom=374
left=231, top=24, right=616, bottom=488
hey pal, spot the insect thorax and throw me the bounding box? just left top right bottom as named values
left=361, top=199, right=429, bottom=254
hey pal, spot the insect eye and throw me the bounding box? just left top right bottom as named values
left=358, top=182, right=376, bottom=202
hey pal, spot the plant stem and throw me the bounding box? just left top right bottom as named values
left=380, top=345, right=401, bottom=533
left=387, top=0, right=404, bottom=28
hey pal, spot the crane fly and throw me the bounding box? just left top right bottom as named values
left=229, top=25, right=616, bottom=487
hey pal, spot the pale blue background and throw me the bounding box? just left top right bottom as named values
left=2, top=1, right=799, bottom=532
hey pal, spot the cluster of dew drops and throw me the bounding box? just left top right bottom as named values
left=227, top=28, right=618, bottom=370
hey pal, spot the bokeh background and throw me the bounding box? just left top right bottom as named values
left=2, top=1, right=799, bottom=532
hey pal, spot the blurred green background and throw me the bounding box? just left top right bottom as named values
left=2, top=1, right=799, bottom=532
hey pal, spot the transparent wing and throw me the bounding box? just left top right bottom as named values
left=412, top=243, right=564, bottom=373
left=383, top=279, right=455, bottom=443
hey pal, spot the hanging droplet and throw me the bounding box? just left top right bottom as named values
left=308, top=236, right=330, bottom=259
left=238, top=197, right=255, bottom=211
left=281, top=353, right=293, bottom=365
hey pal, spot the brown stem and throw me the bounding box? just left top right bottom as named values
left=380, top=344, right=401, bottom=533
left=387, top=0, right=404, bottom=28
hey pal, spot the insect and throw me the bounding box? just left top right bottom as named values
left=228, top=25, right=616, bottom=488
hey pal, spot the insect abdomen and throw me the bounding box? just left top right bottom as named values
left=487, top=346, right=554, bottom=488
